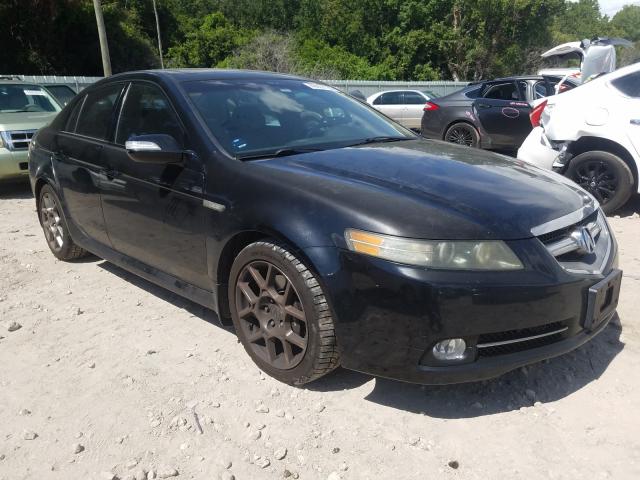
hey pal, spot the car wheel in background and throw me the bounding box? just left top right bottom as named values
left=444, top=122, right=480, bottom=148
left=229, top=241, right=340, bottom=385
left=38, top=184, right=88, bottom=260
left=566, top=151, right=634, bottom=214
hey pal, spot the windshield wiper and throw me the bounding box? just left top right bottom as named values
left=346, top=136, right=413, bottom=147
left=236, top=147, right=323, bottom=161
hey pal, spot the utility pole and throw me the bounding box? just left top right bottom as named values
left=152, top=0, right=165, bottom=69
left=92, top=0, right=112, bottom=76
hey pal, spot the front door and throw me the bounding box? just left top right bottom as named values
left=54, top=83, right=126, bottom=247
left=100, top=82, right=209, bottom=290
left=473, top=81, right=532, bottom=149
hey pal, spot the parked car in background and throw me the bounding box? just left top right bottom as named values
left=367, top=89, right=433, bottom=129
left=518, top=62, right=640, bottom=214
left=41, top=84, right=77, bottom=106
left=0, top=79, right=61, bottom=181
left=421, top=75, right=577, bottom=152
left=29, top=69, right=620, bottom=386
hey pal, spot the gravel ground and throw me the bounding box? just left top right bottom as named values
left=1, top=181, right=640, bottom=480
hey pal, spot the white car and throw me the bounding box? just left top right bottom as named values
left=367, top=90, right=432, bottom=130
left=518, top=62, right=640, bottom=214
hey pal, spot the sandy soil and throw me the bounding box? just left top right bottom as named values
left=1, top=181, right=640, bottom=480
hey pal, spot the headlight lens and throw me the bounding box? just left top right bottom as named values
left=345, top=229, right=523, bottom=270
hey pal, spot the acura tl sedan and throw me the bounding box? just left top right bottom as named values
left=29, top=69, right=621, bottom=385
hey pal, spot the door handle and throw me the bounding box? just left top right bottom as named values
left=631, top=119, right=640, bottom=126
left=99, top=166, right=119, bottom=179
left=476, top=103, right=491, bottom=109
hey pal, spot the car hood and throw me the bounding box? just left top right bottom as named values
left=0, top=111, right=58, bottom=131
left=253, top=139, right=594, bottom=240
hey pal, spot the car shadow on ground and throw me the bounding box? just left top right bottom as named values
left=97, top=260, right=229, bottom=330
left=309, top=318, right=624, bottom=418
left=616, top=194, right=640, bottom=218
left=0, top=180, right=33, bottom=199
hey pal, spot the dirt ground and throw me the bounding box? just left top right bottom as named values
left=1, top=180, right=640, bottom=480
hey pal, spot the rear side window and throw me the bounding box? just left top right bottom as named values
left=533, top=81, right=548, bottom=99
left=115, top=83, right=183, bottom=145
left=76, top=84, right=124, bottom=140
left=373, top=92, right=403, bottom=105
left=483, top=82, right=520, bottom=101
left=612, top=72, right=640, bottom=98
left=64, top=96, right=85, bottom=132
left=403, top=92, right=426, bottom=104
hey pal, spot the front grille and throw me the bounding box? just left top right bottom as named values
left=537, top=211, right=598, bottom=245
left=1, top=130, right=37, bottom=151
left=477, top=321, right=567, bottom=358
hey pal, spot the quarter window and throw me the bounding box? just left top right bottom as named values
left=116, top=83, right=183, bottom=145
left=612, top=72, right=640, bottom=98
left=76, top=84, right=124, bottom=140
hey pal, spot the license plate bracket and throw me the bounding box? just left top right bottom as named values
left=583, top=269, right=622, bottom=331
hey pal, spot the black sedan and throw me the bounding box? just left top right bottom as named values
left=421, top=75, right=577, bottom=152
left=29, top=69, right=620, bottom=385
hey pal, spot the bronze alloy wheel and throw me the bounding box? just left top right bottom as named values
left=235, top=260, right=308, bottom=370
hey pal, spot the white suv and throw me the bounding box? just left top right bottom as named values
left=518, top=62, right=640, bottom=214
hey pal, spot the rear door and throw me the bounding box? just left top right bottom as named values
left=402, top=91, right=427, bottom=129
left=54, top=83, right=126, bottom=247
left=100, top=81, right=209, bottom=289
left=371, top=91, right=405, bottom=124
left=611, top=71, right=640, bottom=156
left=472, top=81, right=532, bottom=149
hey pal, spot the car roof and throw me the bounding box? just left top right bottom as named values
left=105, top=68, right=309, bottom=83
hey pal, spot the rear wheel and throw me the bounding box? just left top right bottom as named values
left=38, top=184, right=88, bottom=260
left=566, top=151, right=634, bottom=214
left=444, top=122, right=480, bottom=148
left=229, top=241, right=340, bottom=385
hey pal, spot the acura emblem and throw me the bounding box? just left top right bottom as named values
left=571, top=226, right=596, bottom=255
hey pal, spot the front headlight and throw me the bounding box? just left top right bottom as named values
left=345, top=229, right=523, bottom=270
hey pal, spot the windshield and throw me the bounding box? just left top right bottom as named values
left=44, top=85, right=77, bottom=106
left=183, top=79, right=414, bottom=158
left=0, top=84, right=61, bottom=113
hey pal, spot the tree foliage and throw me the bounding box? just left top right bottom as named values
left=1, top=0, right=638, bottom=80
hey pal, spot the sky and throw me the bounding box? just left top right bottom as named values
left=593, top=0, right=640, bottom=16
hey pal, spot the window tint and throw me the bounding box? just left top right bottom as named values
left=64, top=96, right=85, bottom=132
left=76, top=84, right=123, bottom=140
left=464, top=86, right=482, bottom=98
left=116, top=83, right=183, bottom=145
left=612, top=72, right=640, bottom=98
left=403, top=92, right=426, bottom=104
left=374, top=91, right=403, bottom=105
left=0, top=84, right=60, bottom=113
left=483, top=82, right=520, bottom=101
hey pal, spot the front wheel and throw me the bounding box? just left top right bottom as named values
left=444, top=122, right=480, bottom=148
left=229, top=241, right=340, bottom=385
left=565, top=151, right=634, bottom=214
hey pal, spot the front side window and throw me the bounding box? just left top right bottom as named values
left=0, top=84, right=60, bottom=113
left=403, top=92, right=426, bottom=104
left=612, top=72, right=640, bottom=98
left=183, top=79, right=412, bottom=158
left=116, top=83, right=183, bottom=145
left=76, top=84, right=124, bottom=140
left=483, top=82, right=520, bottom=101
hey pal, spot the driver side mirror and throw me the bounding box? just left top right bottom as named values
left=125, top=134, right=184, bottom=164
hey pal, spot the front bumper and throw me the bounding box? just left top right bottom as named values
left=304, top=236, right=619, bottom=385
left=0, top=148, right=30, bottom=180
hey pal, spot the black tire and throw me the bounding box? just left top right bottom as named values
left=229, top=241, right=340, bottom=385
left=565, top=151, right=634, bottom=215
left=444, top=122, right=480, bottom=148
left=38, top=184, right=88, bottom=261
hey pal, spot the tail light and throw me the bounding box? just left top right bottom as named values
left=423, top=102, right=440, bottom=112
left=529, top=99, right=547, bottom=128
